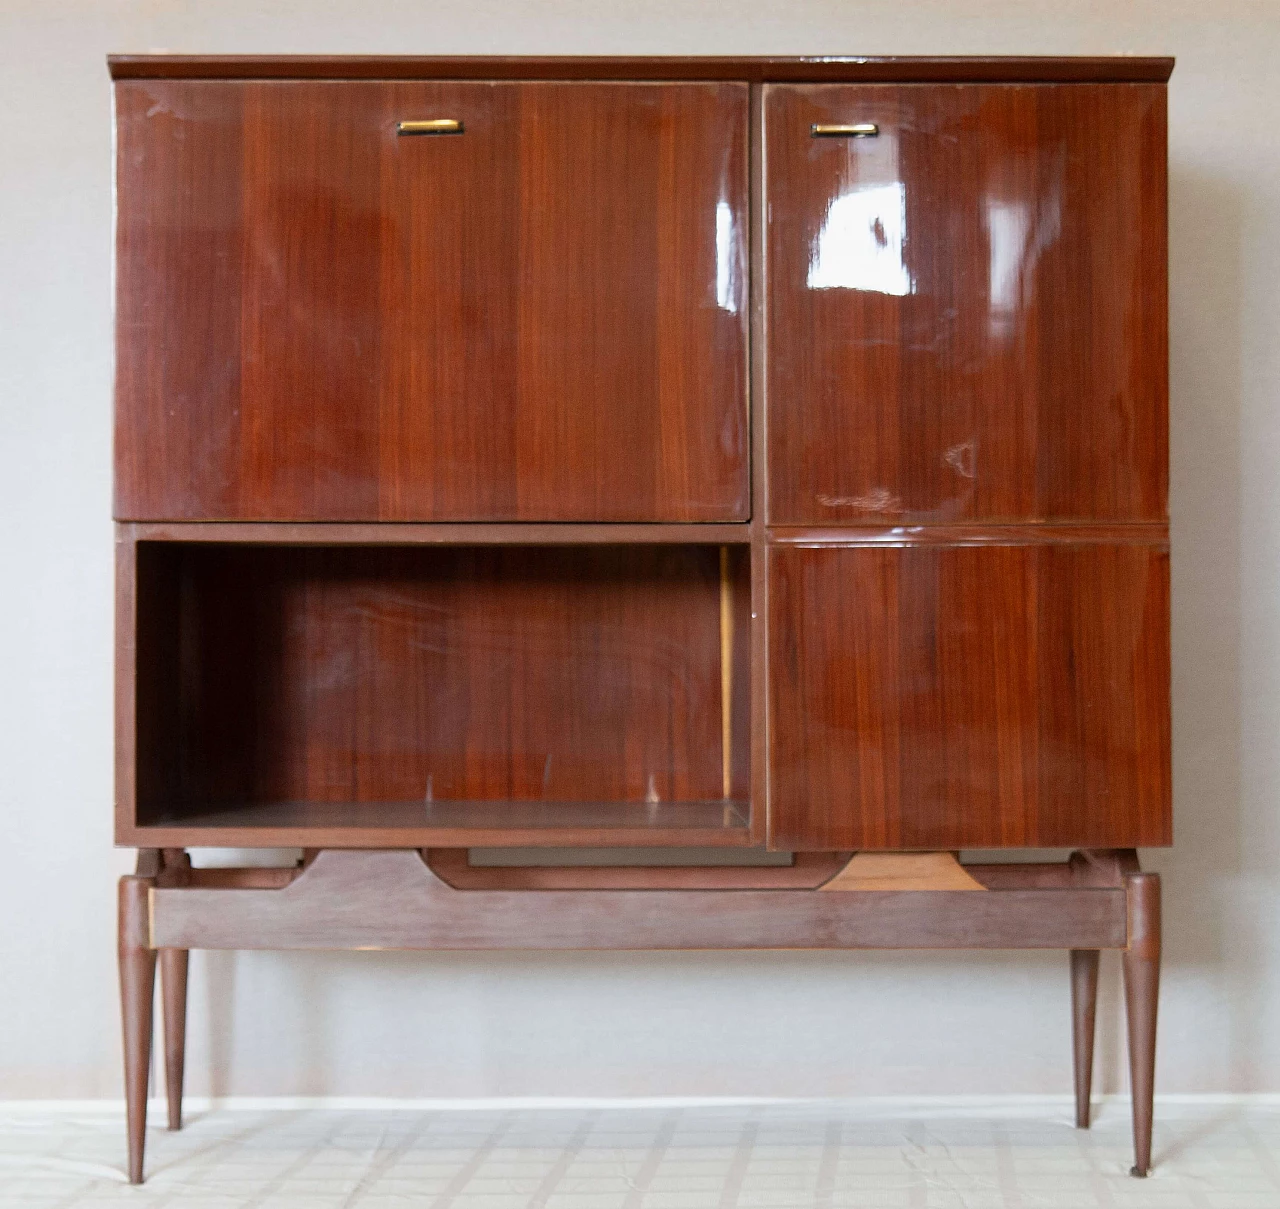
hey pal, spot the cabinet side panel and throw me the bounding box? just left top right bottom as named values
left=768, top=542, right=1171, bottom=849
left=114, top=534, right=137, bottom=840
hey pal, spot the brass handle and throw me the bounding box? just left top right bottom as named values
left=397, top=119, right=464, bottom=136
left=811, top=122, right=879, bottom=138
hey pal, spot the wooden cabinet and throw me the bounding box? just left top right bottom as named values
left=115, top=80, right=749, bottom=522
left=113, top=55, right=1171, bottom=855
left=111, top=57, right=1175, bottom=1186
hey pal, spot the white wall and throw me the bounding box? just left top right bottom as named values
left=1, top=0, right=1277, bottom=1102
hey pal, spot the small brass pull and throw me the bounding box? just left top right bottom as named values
left=811, top=122, right=880, bottom=138
left=397, top=118, right=464, bottom=136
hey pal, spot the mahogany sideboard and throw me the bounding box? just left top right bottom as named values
left=110, top=53, right=1173, bottom=1183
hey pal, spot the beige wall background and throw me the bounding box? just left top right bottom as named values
left=1, top=0, right=1276, bottom=1102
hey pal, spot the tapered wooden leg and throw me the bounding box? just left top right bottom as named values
left=160, top=948, right=189, bottom=1131
left=1070, top=949, right=1100, bottom=1128
left=119, top=874, right=157, bottom=1184
left=1123, top=872, right=1161, bottom=1177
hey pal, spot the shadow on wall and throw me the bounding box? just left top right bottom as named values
left=1087, top=161, right=1247, bottom=1099
left=1157, top=163, right=1246, bottom=1069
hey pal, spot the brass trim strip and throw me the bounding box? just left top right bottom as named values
left=719, top=546, right=733, bottom=800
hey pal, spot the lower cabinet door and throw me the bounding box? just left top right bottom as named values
left=767, top=541, right=1171, bottom=850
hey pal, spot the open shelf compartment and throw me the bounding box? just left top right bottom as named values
left=126, top=541, right=752, bottom=846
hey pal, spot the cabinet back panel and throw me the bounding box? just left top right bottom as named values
left=134, top=545, right=750, bottom=821
left=765, top=84, right=1167, bottom=525
left=114, top=81, right=749, bottom=522
left=768, top=542, right=1171, bottom=849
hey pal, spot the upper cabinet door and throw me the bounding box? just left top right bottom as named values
left=115, top=81, right=749, bottom=522
left=765, top=84, right=1167, bottom=525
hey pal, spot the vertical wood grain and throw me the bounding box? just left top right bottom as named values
left=114, top=80, right=749, bottom=522
left=768, top=541, right=1171, bottom=849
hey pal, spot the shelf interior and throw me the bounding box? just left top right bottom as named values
left=134, top=541, right=752, bottom=840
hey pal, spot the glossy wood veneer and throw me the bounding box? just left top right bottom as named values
left=114, top=80, right=748, bottom=522
left=768, top=541, right=1171, bottom=849
left=765, top=83, right=1168, bottom=525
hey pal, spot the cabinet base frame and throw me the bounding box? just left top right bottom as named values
left=118, top=847, right=1160, bottom=1183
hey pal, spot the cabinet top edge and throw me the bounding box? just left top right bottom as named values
left=106, top=54, right=1175, bottom=84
